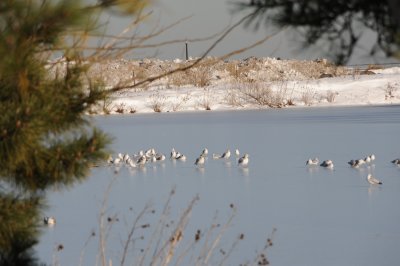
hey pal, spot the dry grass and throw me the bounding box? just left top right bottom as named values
left=225, top=61, right=242, bottom=80
left=168, top=66, right=213, bottom=88
left=224, top=83, right=245, bottom=107
left=89, top=184, right=276, bottom=266
left=326, top=90, right=339, bottom=103
left=54, top=57, right=351, bottom=91
left=171, top=93, right=191, bottom=111
left=115, top=103, right=126, bottom=114
left=98, top=95, right=113, bottom=115
left=289, top=59, right=346, bottom=79
left=240, top=82, right=289, bottom=108
left=75, top=57, right=364, bottom=112
left=129, top=107, right=137, bottom=114
left=131, top=65, right=151, bottom=88
left=198, top=88, right=213, bottom=110
left=241, top=82, right=273, bottom=106
left=367, top=64, right=384, bottom=70
left=300, top=85, right=316, bottom=106
left=191, top=66, right=213, bottom=87
left=149, top=91, right=167, bottom=112
left=224, top=60, right=258, bottom=82
left=384, top=82, right=399, bottom=99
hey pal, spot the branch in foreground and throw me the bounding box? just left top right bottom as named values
left=108, top=11, right=282, bottom=93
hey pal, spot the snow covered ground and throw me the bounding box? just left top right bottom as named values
left=69, top=57, right=400, bottom=114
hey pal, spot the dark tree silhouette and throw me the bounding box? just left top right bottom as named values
left=236, top=0, right=400, bottom=64
left=0, top=1, right=150, bottom=264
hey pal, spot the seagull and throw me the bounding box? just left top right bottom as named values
left=126, top=158, right=137, bottom=168
left=306, top=158, right=319, bottom=166
left=212, top=153, right=220, bottom=159
left=44, top=216, right=56, bottom=226
left=367, top=174, right=382, bottom=185
left=113, top=157, right=122, bottom=165
left=320, top=160, right=334, bottom=169
left=123, top=153, right=130, bottom=163
left=213, top=149, right=231, bottom=159
left=364, top=154, right=376, bottom=164
left=195, top=155, right=205, bottom=166
left=221, top=149, right=231, bottom=159
left=238, top=153, right=249, bottom=167
left=200, top=148, right=208, bottom=157
left=235, top=149, right=240, bottom=157
left=155, top=154, right=166, bottom=161
left=357, top=159, right=366, bottom=165
left=391, top=159, right=400, bottom=165
left=348, top=159, right=363, bottom=168
left=176, top=154, right=187, bottom=161
left=137, top=155, right=147, bottom=166
left=145, top=148, right=156, bottom=158
left=132, top=150, right=144, bottom=161
left=170, top=148, right=177, bottom=159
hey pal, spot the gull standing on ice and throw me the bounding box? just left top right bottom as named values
left=112, top=157, right=122, bottom=165
left=176, top=154, right=187, bottom=161
left=222, top=149, right=231, bottom=159
left=156, top=153, right=166, bottom=161
left=320, top=160, right=334, bottom=169
left=44, top=216, right=56, bottom=226
left=195, top=155, right=205, bottom=166
left=235, top=149, right=240, bottom=157
left=391, top=159, right=400, bottom=165
left=170, top=148, right=177, bottom=159
left=348, top=159, right=363, bottom=168
left=123, top=153, right=130, bottom=163
left=137, top=155, right=147, bottom=166
left=306, top=158, right=319, bottom=166
left=200, top=148, right=208, bottom=157
left=367, top=174, right=382, bottom=185
left=213, top=149, right=231, bottom=159
left=365, top=154, right=376, bottom=163
left=238, top=153, right=249, bottom=167
left=126, top=158, right=137, bottom=168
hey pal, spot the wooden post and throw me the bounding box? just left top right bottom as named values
left=185, top=41, right=189, bottom=60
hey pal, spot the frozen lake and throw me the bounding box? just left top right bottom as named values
left=37, top=106, right=400, bottom=266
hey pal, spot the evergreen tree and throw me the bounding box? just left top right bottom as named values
left=0, top=0, right=149, bottom=264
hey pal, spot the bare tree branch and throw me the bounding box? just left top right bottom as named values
left=108, top=10, right=279, bottom=93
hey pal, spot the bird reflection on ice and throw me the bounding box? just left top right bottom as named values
left=196, top=167, right=205, bottom=175
left=239, top=167, right=249, bottom=177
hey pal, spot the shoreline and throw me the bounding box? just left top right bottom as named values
left=89, top=102, right=400, bottom=118
left=56, top=57, right=400, bottom=116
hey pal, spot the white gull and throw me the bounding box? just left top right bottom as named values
left=238, top=153, right=249, bottom=167
left=367, top=174, right=382, bottom=185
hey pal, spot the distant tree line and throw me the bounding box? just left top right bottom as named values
left=237, top=0, right=400, bottom=64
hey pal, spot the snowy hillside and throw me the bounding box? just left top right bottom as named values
left=48, top=57, right=400, bottom=114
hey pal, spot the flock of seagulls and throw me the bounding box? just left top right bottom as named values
left=44, top=152, right=399, bottom=227
left=107, top=148, right=167, bottom=168
left=45, top=148, right=248, bottom=227
left=348, top=154, right=376, bottom=168
left=107, top=148, right=249, bottom=170
left=306, top=154, right=400, bottom=185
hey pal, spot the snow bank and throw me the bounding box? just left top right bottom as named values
left=47, top=57, right=400, bottom=115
